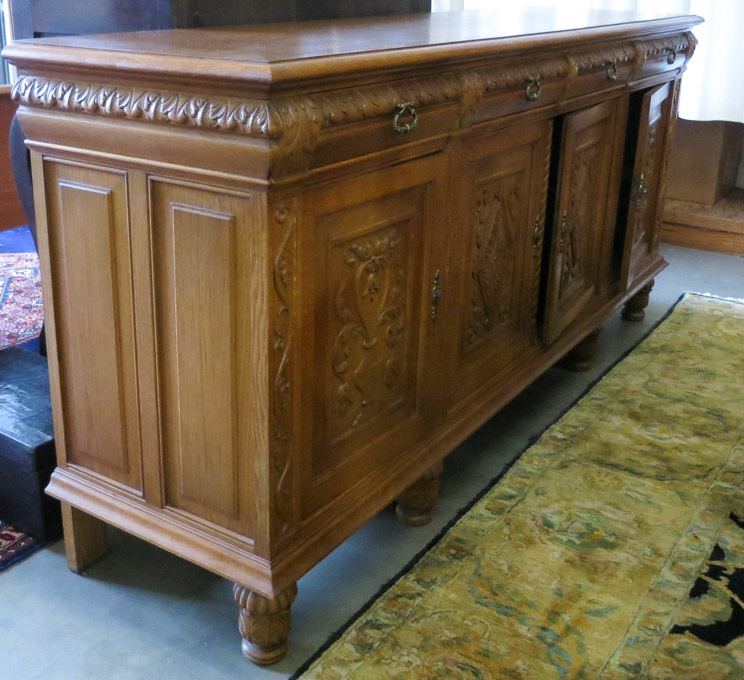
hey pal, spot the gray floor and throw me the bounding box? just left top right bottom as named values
left=3, top=244, right=743, bottom=680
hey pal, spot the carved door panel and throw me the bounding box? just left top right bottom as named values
left=543, top=98, right=626, bottom=344
left=621, top=82, right=673, bottom=292
left=298, top=155, right=447, bottom=517
left=447, top=119, right=552, bottom=408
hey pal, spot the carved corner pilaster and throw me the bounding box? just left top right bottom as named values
left=268, top=197, right=299, bottom=552
left=268, top=97, right=321, bottom=179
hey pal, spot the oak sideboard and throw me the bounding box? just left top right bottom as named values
left=3, top=9, right=701, bottom=664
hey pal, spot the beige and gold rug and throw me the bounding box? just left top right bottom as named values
left=295, top=293, right=744, bottom=680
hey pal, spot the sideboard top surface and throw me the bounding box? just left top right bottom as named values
left=3, top=9, right=703, bottom=92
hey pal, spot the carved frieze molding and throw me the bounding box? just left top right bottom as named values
left=571, top=44, right=637, bottom=73
left=637, top=33, right=693, bottom=59
left=12, top=31, right=693, bottom=169
left=11, top=75, right=275, bottom=136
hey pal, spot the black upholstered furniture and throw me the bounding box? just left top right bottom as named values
left=0, top=346, right=59, bottom=541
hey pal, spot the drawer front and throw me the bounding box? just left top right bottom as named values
left=632, top=35, right=691, bottom=83
left=564, top=46, right=636, bottom=100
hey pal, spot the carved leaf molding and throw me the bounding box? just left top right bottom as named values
left=12, top=75, right=275, bottom=136
left=11, top=33, right=692, bottom=142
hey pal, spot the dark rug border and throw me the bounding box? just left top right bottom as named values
left=289, top=291, right=741, bottom=678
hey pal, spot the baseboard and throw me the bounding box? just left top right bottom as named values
left=661, top=189, right=744, bottom=256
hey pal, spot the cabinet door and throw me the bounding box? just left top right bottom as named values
left=543, top=98, right=626, bottom=344
left=298, top=155, right=447, bottom=516
left=621, top=83, right=673, bottom=292
left=447, top=119, right=552, bottom=408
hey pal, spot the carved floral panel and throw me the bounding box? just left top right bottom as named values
left=560, top=143, right=599, bottom=297
left=464, top=171, right=525, bottom=351
left=326, top=223, right=411, bottom=446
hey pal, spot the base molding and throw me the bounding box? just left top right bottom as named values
left=661, top=190, right=744, bottom=257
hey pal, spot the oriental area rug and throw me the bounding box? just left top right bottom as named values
left=0, top=252, right=44, bottom=349
left=295, top=293, right=744, bottom=680
left=0, top=521, right=40, bottom=573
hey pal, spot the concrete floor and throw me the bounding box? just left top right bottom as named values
left=2, top=244, right=743, bottom=680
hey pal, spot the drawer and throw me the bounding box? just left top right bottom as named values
left=460, top=57, right=568, bottom=129
left=564, top=49, right=634, bottom=99
left=632, top=35, right=690, bottom=82
left=472, top=69, right=566, bottom=124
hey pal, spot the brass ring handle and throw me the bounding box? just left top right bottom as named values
left=525, top=77, right=542, bottom=102
left=606, top=60, right=618, bottom=81
left=667, top=48, right=677, bottom=65
left=393, top=101, right=418, bottom=134
left=431, top=270, right=441, bottom=322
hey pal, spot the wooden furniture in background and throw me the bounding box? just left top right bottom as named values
left=6, top=0, right=430, bottom=39
left=662, top=119, right=744, bottom=255
left=3, top=9, right=700, bottom=664
left=0, top=86, right=25, bottom=231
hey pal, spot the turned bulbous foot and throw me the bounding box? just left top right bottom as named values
left=559, top=326, right=601, bottom=372
left=233, top=582, right=298, bottom=665
left=395, top=460, right=445, bottom=527
left=622, top=280, right=654, bottom=322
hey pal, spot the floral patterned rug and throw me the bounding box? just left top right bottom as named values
left=295, top=293, right=744, bottom=680
left=0, top=521, right=40, bottom=573
left=0, top=252, right=44, bottom=349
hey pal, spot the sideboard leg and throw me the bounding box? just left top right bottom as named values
left=395, top=460, right=445, bottom=527
left=233, top=582, right=298, bottom=666
left=559, top=326, right=602, bottom=372
left=622, top=279, right=654, bottom=322
left=61, top=502, right=107, bottom=573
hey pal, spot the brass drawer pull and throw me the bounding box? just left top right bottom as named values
left=431, top=270, right=441, bottom=322
left=667, top=48, right=677, bottom=65
left=525, top=77, right=542, bottom=101
left=533, top=216, right=543, bottom=256
left=606, top=60, right=618, bottom=81
left=393, top=101, right=418, bottom=134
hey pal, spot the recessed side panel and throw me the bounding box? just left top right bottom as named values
left=44, top=161, right=142, bottom=492
left=151, top=180, right=257, bottom=536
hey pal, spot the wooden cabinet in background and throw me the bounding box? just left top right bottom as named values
left=3, top=8, right=701, bottom=665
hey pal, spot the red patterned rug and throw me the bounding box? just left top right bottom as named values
left=0, top=521, right=40, bottom=572
left=0, top=252, right=44, bottom=348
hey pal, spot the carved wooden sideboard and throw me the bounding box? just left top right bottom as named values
left=3, top=9, right=701, bottom=664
